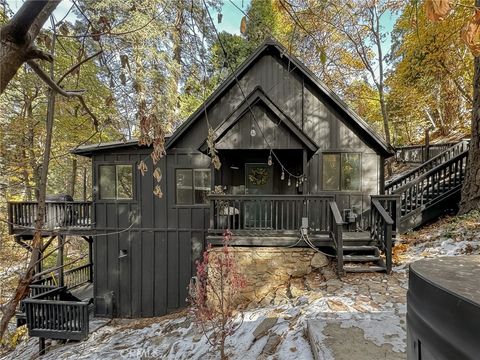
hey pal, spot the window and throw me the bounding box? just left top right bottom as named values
left=322, top=153, right=361, bottom=191
left=99, top=165, right=133, bottom=200
left=342, top=153, right=361, bottom=191
left=176, top=169, right=211, bottom=205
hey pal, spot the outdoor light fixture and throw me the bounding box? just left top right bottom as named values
left=250, top=126, right=256, bottom=137
left=267, top=153, right=273, bottom=166
left=288, top=176, right=291, bottom=187
left=281, top=169, right=285, bottom=180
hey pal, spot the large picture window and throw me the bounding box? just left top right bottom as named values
left=176, top=169, right=211, bottom=205
left=99, top=164, right=133, bottom=200
left=322, top=153, right=361, bottom=191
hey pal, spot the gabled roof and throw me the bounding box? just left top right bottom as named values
left=199, top=86, right=318, bottom=156
left=166, top=38, right=394, bottom=157
left=71, top=139, right=160, bottom=157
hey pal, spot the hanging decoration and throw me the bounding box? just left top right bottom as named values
left=207, top=127, right=221, bottom=170
left=240, top=16, right=247, bottom=35
left=200, top=0, right=308, bottom=184
left=424, top=0, right=451, bottom=22
left=248, top=167, right=269, bottom=186
left=462, top=9, right=480, bottom=57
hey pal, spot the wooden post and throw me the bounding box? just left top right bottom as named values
left=83, top=167, right=87, bottom=201
left=302, top=149, right=308, bottom=217
left=39, top=337, right=45, bottom=356
left=424, top=128, right=430, bottom=162
left=57, top=235, right=64, bottom=287
left=88, top=236, right=93, bottom=282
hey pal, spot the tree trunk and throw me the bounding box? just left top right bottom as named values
left=69, top=157, right=77, bottom=197
left=0, top=0, right=59, bottom=94
left=0, top=22, right=57, bottom=340
left=459, top=55, right=480, bottom=214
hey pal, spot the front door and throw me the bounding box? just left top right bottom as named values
left=245, top=163, right=273, bottom=228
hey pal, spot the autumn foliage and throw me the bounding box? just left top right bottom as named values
left=189, top=231, right=247, bottom=359
left=425, top=0, right=451, bottom=22
left=462, top=9, right=480, bottom=57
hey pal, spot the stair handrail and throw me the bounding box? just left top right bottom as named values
left=370, top=198, right=394, bottom=274
left=329, top=201, right=344, bottom=275
left=386, top=140, right=469, bottom=193
left=390, top=148, right=468, bottom=195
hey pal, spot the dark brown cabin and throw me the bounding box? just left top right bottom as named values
left=10, top=40, right=468, bottom=339
left=70, top=39, right=396, bottom=318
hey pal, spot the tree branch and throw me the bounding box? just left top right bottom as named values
left=0, top=1, right=59, bottom=44
left=27, top=59, right=99, bottom=130
left=57, top=50, right=103, bottom=84
left=26, top=59, right=84, bottom=97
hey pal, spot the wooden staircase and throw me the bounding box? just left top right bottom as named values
left=342, top=245, right=386, bottom=273
left=386, top=140, right=469, bottom=232
left=334, top=140, right=469, bottom=275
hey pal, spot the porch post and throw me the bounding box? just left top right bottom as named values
left=88, top=236, right=93, bottom=282
left=302, top=149, right=308, bottom=194
left=209, top=164, right=215, bottom=234
left=302, top=149, right=308, bottom=218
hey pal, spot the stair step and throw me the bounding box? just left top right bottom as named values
left=344, top=265, right=386, bottom=273
left=344, top=255, right=380, bottom=262
left=343, top=245, right=378, bottom=251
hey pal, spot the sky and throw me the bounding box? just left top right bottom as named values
left=6, top=0, right=249, bottom=34
left=6, top=0, right=397, bottom=64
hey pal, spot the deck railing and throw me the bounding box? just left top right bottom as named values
left=370, top=198, right=394, bottom=274
left=394, top=142, right=462, bottom=163
left=393, top=150, right=468, bottom=215
left=30, top=263, right=93, bottom=293
left=208, top=194, right=335, bottom=235
left=22, top=287, right=89, bottom=341
left=8, top=201, right=93, bottom=233
left=386, top=140, right=469, bottom=194
left=329, top=201, right=344, bottom=275
left=370, top=195, right=401, bottom=238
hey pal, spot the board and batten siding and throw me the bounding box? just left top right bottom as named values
left=171, top=50, right=382, bottom=220
left=89, top=45, right=385, bottom=318
left=92, top=148, right=210, bottom=318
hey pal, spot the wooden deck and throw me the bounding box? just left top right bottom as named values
left=207, top=230, right=374, bottom=247
left=8, top=201, right=93, bottom=236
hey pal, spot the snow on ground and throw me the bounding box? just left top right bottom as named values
left=2, top=212, right=480, bottom=360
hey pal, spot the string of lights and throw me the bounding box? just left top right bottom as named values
left=201, top=0, right=308, bottom=188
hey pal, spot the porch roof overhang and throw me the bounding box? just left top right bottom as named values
left=198, top=86, right=319, bottom=158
